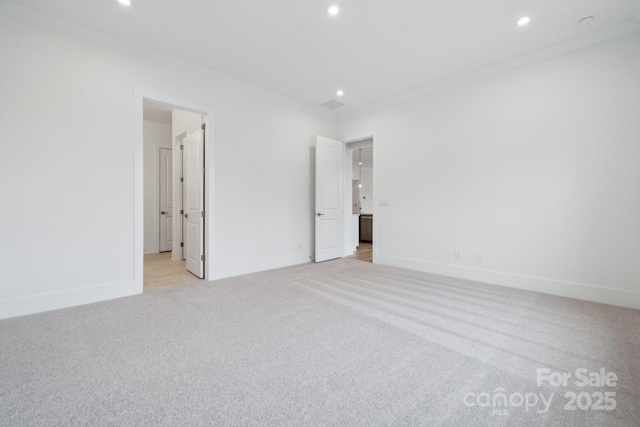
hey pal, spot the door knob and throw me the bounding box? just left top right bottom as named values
left=161, top=211, right=166, bottom=215
left=316, top=213, right=325, bottom=216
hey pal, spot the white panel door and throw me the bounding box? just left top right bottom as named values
left=159, top=148, right=173, bottom=252
left=315, top=136, right=344, bottom=262
left=185, top=126, right=204, bottom=278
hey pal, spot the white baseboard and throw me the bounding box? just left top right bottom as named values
left=144, top=245, right=158, bottom=255
left=210, top=253, right=312, bottom=281
left=376, top=254, right=640, bottom=311
left=344, top=245, right=357, bottom=256
left=0, top=280, right=139, bottom=320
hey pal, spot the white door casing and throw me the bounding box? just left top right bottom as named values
left=176, top=133, right=187, bottom=261
left=159, top=148, right=173, bottom=252
left=315, top=136, right=344, bottom=262
left=185, top=125, right=205, bottom=278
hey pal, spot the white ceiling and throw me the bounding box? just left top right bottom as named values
left=143, top=101, right=172, bottom=125
left=5, top=0, right=640, bottom=115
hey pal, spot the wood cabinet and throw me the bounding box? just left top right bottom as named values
left=360, top=214, right=373, bottom=243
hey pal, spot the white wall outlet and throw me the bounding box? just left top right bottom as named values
left=476, top=252, right=484, bottom=262
left=454, top=250, right=461, bottom=260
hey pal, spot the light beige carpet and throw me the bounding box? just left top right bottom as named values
left=1, top=259, right=639, bottom=426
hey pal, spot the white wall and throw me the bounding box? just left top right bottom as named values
left=339, top=33, right=640, bottom=309
left=352, top=157, right=373, bottom=214
left=0, top=15, right=337, bottom=319
left=359, top=171, right=373, bottom=215
left=143, top=119, right=172, bottom=254
left=360, top=147, right=373, bottom=214
left=172, top=110, right=202, bottom=141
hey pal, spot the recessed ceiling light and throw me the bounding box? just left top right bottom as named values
left=328, top=5, right=340, bottom=16
left=118, top=0, right=132, bottom=6
left=516, top=16, right=531, bottom=26
left=336, top=90, right=344, bottom=97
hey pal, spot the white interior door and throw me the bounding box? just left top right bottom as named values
left=185, top=125, right=205, bottom=278
left=159, top=148, right=173, bottom=252
left=315, top=136, right=344, bottom=262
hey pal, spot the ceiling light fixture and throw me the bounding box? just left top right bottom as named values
left=516, top=16, right=531, bottom=26
left=328, top=5, right=340, bottom=16
left=336, top=90, right=344, bottom=97
left=358, top=149, right=363, bottom=189
left=118, top=0, right=132, bottom=5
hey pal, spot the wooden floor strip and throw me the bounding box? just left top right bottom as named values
left=348, top=243, right=372, bottom=263
left=143, top=252, right=201, bottom=291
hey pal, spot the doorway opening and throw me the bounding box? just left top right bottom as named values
left=313, top=134, right=376, bottom=265
left=346, top=140, right=374, bottom=263
left=137, top=94, right=214, bottom=292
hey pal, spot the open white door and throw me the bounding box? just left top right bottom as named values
left=185, top=125, right=205, bottom=278
left=159, top=148, right=173, bottom=252
left=315, top=136, right=344, bottom=262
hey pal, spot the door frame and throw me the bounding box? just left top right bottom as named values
left=341, top=133, right=378, bottom=263
left=158, top=146, right=173, bottom=253
left=134, top=90, right=216, bottom=292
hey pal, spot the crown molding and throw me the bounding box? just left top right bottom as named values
left=0, top=1, right=337, bottom=121
left=338, top=20, right=640, bottom=121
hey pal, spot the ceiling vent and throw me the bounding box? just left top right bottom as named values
left=322, top=100, right=345, bottom=110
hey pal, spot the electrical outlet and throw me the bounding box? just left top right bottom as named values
left=454, top=250, right=461, bottom=260
left=476, top=252, right=484, bottom=262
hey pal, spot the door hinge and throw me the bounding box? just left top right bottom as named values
left=201, top=123, right=206, bottom=130
left=180, top=177, right=184, bottom=183
left=201, top=254, right=206, bottom=262
left=180, top=144, right=184, bottom=150
left=202, top=167, right=205, bottom=175
left=180, top=242, right=184, bottom=247
left=201, top=211, right=205, bottom=218
left=180, top=209, right=184, bottom=215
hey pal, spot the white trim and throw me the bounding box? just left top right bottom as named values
left=635, top=0, right=640, bottom=23
left=0, top=280, right=135, bottom=320
left=172, top=132, right=188, bottom=262
left=0, top=1, right=336, bottom=121
left=377, top=254, right=640, bottom=311
left=158, top=146, right=172, bottom=254
left=342, top=146, right=358, bottom=256
left=134, top=90, right=216, bottom=284
left=211, top=254, right=312, bottom=280
left=134, top=93, right=144, bottom=294
left=153, top=144, right=161, bottom=254
left=339, top=21, right=640, bottom=120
